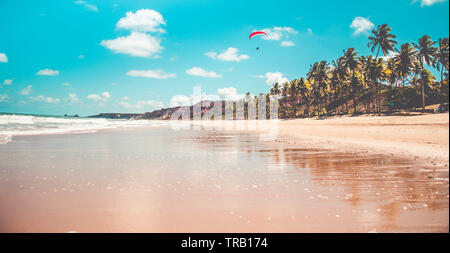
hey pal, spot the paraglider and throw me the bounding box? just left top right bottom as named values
left=249, top=31, right=268, bottom=40
left=249, top=31, right=268, bottom=51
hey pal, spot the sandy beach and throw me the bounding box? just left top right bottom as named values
left=274, top=113, right=449, bottom=168
left=0, top=113, right=448, bottom=233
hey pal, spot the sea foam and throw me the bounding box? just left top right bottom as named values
left=0, top=114, right=167, bottom=144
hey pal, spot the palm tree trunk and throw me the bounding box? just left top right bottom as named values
left=402, top=76, right=405, bottom=109
left=306, top=101, right=310, bottom=116
left=377, top=84, right=381, bottom=113
left=378, top=85, right=381, bottom=113
left=420, top=59, right=425, bottom=113
left=422, top=79, right=426, bottom=113
left=375, top=85, right=378, bottom=113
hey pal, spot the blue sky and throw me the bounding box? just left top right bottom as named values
left=0, top=0, right=449, bottom=116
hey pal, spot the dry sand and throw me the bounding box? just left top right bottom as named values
left=274, top=113, right=449, bottom=168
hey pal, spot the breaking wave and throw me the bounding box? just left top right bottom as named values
left=0, top=114, right=167, bottom=144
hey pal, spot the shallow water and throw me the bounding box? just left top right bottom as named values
left=0, top=126, right=448, bottom=232
left=0, top=114, right=167, bottom=144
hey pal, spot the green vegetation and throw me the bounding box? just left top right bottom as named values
left=266, top=24, right=449, bottom=118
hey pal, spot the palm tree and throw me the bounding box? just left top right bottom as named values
left=297, top=78, right=311, bottom=116
left=368, top=24, right=398, bottom=59
left=349, top=72, right=363, bottom=113
left=366, top=57, right=385, bottom=113
left=315, top=61, right=329, bottom=115
left=310, top=82, right=321, bottom=116
left=307, top=62, right=320, bottom=115
left=341, top=48, right=360, bottom=75
left=359, top=55, right=372, bottom=112
left=307, top=62, right=319, bottom=83
left=270, top=83, right=281, bottom=96
left=386, top=58, right=399, bottom=88
left=393, top=43, right=417, bottom=88
left=330, top=58, right=348, bottom=113
left=411, top=61, right=423, bottom=87
left=329, top=65, right=341, bottom=114
left=260, top=26, right=446, bottom=118
left=340, top=48, right=360, bottom=112
left=289, top=79, right=299, bottom=117
left=435, top=37, right=449, bottom=82
left=280, top=82, right=290, bottom=117
left=413, top=35, right=437, bottom=112
left=419, top=68, right=436, bottom=103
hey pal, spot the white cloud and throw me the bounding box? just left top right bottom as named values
left=260, top=72, right=289, bottom=85
left=101, top=92, right=111, bottom=99
left=0, top=94, right=8, bottom=102
left=74, top=1, right=98, bottom=12
left=307, top=28, right=313, bottom=35
left=119, top=101, right=132, bottom=108
left=126, top=69, right=176, bottom=79
left=87, top=94, right=102, bottom=101
left=117, top=9, right=166, bottom=33
left=119, top=100, right=164, bottom=112
left=260, top=27, right=298, bottom=41
left=205, top=47, right=249, bottom=62
left=350, top=17, right=374, bottom=36
left=217, top=87, right=245, bottom=101
left=200, top=93, right=220, bottom=102
left=62, top=82, right=70, bottom=86
left=0, top=53, right=7, bottom=63
left=34, top=95, right=60, bottom=104
left=281, top=41, right=295, bottom=47
left=380, top=51, right=399, bottom=61
left=186, top=67, right=222, bottom=78
left=414, top=0, right=447, bottom=6
left=169, top=93, right=220, bottom=107
left=20, top=85, right=32, bottom=95
left=121, top=96, right=129, bottom=100
left=169, top=95, right=192, bottom=107
left=87, top=92, right=110, bottom=102
left=37, top=68, right=59, bottom=76
left=3, top=79, right=13, bottom=85
left=100, top=32, right=163, bottom=58
left=205, top=52, right=216, bottom=59
left=78, top=54, right=85, bottom=59
left=68, top=93, right=79, bottom=103
left=170, top=87, right=245, bottom=107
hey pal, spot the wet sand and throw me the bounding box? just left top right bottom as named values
left=276, top=113, right=449, bottom=167
left=0, top=120, right=448, bottom=233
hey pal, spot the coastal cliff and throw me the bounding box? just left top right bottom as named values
left=88, top=101, right=227, bottom=120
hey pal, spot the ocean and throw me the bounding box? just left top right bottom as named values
left=0, top=113, right=167, bottom=144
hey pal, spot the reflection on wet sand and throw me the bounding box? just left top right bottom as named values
left=0, top=127, right=448, bottom=232
left=258, top=148, right=448, bottom=232
left=184, top=128, right=449, bottom=232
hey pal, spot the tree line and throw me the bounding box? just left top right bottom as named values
left=266, top=24, right=449, bottom=118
